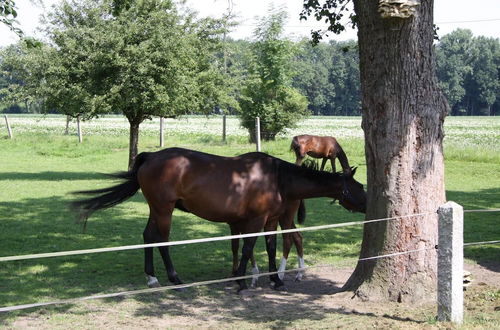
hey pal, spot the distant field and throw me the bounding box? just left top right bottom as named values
left=3, top=114, right=499, bottom=161
left=0, top=114, right=498, bottom=328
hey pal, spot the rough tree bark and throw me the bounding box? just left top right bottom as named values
left=342, top=0, right=449, bottom=303
left=128, top=120, right=140, bottom=171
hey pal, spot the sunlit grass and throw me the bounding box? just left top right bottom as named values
left=0, top=114, right=498, bottom=309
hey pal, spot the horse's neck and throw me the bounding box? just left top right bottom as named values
left=284, top=168, right=342, bottom=200
left=335, top=143, right=351, bottom=172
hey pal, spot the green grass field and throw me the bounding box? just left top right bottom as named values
left=0, top=115, right=499, bottom=328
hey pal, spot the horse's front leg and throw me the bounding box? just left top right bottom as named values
left=230, top=224, right=259, bottom=287
left=320, top=158, right=328, bottom=171
left=263, top=221, right=285, bottom=290
left=229, top=224, right=240, bottom=276
left=235, top=236, right=258, bottom=292
left=265, top=233, right=285, bottom=289
left=330, top=156, right=337, bottom=173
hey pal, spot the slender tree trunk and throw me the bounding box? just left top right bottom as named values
left=128, top=121, right=140, bottom=171
left=344, top=0, right=449, bottom=303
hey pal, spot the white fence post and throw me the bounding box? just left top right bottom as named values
left=4, top=115, right=13, bottom=139
left=159, top=117, right=165, bottom=148
left=255, top=117, right=261, bottom=152
left=437, top=201, right=464, bottom=324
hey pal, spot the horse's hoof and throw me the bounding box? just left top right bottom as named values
left=146, top=275, right=161, bottom=288
left=273, top=283, right=287, bottom=292
left=238, top=288, right=252, bottom=296
left=148, top=282, right=161, bottom=288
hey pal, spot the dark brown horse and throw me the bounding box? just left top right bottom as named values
left=71, top=147, right=366, bottom=292
left=291, top=135, right=351, bottom=174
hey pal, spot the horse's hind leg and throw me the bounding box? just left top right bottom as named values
left=278, top=226, right=303, bottom=281
left=292, top=231, right=305, bottom=282
left=147, top=204, right=183, bottom=287
left=143, top=217, right=160, bottom=288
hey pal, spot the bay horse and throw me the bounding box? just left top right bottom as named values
left=71, top=147, right=366, bottom=292
left=291, top=135, right=351, bottom=174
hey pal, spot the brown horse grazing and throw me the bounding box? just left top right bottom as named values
left=71, top=147, right=366, bottom=292
left=291, top=135, right=351, bottom=174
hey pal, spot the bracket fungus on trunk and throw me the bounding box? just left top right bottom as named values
left=378, top=0, right=420, bottom=18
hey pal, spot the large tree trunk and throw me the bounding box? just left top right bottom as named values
left=128, top=120, right=140, bottom=171
left=343, top=0, right=449, bottom=303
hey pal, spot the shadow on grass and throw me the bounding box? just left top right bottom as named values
left=0, top=192, right=363, bottom=312
left=0, top=184, right=498, bottom=323
left=0, top=171, right=110, bottom=181
left=447, top=187, right=500, bottom=272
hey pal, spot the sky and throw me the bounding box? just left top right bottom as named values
left=0, top=0, right=499, bottom=47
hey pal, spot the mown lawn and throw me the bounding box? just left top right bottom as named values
left=0, top=115, right=498, bottom=328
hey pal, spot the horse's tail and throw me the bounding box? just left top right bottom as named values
left=70, top=152, right=150, bottom=229
left=335, top=140, right=351, bottom=174
left=297, top=200, right=306, bottom=224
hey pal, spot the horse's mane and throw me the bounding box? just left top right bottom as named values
left=276, top=157, right=343, bottom=185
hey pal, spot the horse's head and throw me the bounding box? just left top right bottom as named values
left=338, top=167, right=366, bottom=213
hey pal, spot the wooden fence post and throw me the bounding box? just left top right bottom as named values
left=255, top=117, right=261, bottom=152
left=222, top=114, right=226, bottom=142
left=4, top=115, right=13, bottom=139
left=159, top=117, right=165, bottom=148
left=77, top=115, right=83, bottom=143
left=437, top=201, right=464, bottom=324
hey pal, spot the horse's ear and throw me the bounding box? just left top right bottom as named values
left=350, top=166, right=357, bottom=177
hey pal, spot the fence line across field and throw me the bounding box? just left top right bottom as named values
left=1, top=239, right=498, bottom=313
left=0, top=209, right=496, bottom=263
left=0, top=205, right=498, bottom=322
left=0, top=212, right=436, bottom=263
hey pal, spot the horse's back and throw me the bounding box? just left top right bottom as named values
left=292, top=135, right=338, bottom=158
left=137, top=148, right=283, bottom=222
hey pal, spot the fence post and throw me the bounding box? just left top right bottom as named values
left=255, top=117, right=261, bottom=152
left=437, top=201, right=463, bottom=324
left=4, top=115, right=13, bottom=139
left=222, top=114, right=226, bottom=142
left=159, top=117, right=165, bottom=148
left=77, top=115, right=83, bottom=143
left=65, top=115, right=70, bottom=135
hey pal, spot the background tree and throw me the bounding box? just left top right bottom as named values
left=435, top=30, right=500, bottom=116
left=435, top=29, right=473, bottom=115
left=329, top=40, right=360, bottom=115
left=292, top=40, right=335, bottom=115
left=239, top=7, right=308, bottom=141
left=302, top=0, right=448, bottom=302
left=3, top=0, right=227, bottom=168
left=465, top=36, right=500, bottom=115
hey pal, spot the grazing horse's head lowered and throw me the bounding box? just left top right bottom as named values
left=337, top=167, right=366, bottom=213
